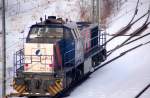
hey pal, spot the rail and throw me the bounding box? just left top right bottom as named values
left=134, top=83, right=150, bottom=98
left=93, top=40, right=150, bottom=72
left=105, top=10, right=150, bottom=45
left=107, top=21, right=150, bottom=56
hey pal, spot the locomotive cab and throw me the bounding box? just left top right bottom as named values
left=24, top=25, right=71, bottom=73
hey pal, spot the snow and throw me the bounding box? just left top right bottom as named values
left=0, top=0, right=150, bottom=98
left=1, top=0, right=82, bottom=33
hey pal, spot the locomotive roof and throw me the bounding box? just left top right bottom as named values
left=31, top=22, right=78, bottom=30
left=31, top=22, right=98, bottom=30
left=30, top=16, right=99, bottom=30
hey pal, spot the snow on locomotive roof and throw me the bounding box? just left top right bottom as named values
left=31, top=21, right=79, bottom=29
left=64, top=21, right=78, bottom=29
left=30, top=16, right=99, bottom=30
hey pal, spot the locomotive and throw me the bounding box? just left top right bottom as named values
left=11, top=16, right=107, bottom=97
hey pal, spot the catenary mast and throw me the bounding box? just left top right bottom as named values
left=2, top=0, right=6, bottom=97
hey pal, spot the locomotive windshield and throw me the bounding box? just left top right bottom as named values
left=27, top=26, right=64, bottom=43
left=30, top=26, right=63, bottom=38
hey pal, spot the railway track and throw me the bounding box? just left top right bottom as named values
left=126, top=0, right=140, bottom=25
left=106, top=31, right=150, bottom=56
left=123, top=32, right=150, bottom=46
left=134, top=83, right=150, bottom=98
left=107, top=9, right=150, bottom=57
left=105, top=9, right=150, bottom=45
left=107, top=22, right=150, bottom=57
left=94, top=40, right=150, bottom=72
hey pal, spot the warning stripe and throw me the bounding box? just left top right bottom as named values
left=49, top=86, right=57, bottom=95
left=13, top=81, right=26, bottom=94
left=18, top=86, right=26, bottom=93
left=47, top=80, right=64, bottom=96
left=13, top=84, right=17, bottom=88
left=48, top=88, right=55, bottom=96
left=16, top=85, right=23, bottom=92
left=53, top=85, right=60, bottom=92
left=55, top=82, right=63, bottom=91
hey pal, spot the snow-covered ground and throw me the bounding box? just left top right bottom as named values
left=0, top=0, right=150, bottom=98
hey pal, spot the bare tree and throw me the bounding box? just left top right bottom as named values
left=78, top=0, right=123, bottom=29
left=100, top=0, right=123, bottom=29
left=79, top=0, right=93, bottom=22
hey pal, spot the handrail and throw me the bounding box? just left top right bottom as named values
left=14, top=49, right=24, bottom=77
left=24, top=55, right=53, bottom=65
left=63, top=29, right=106, bottom=66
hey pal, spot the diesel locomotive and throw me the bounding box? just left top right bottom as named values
left=11, top=16, right=107, bottom=97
